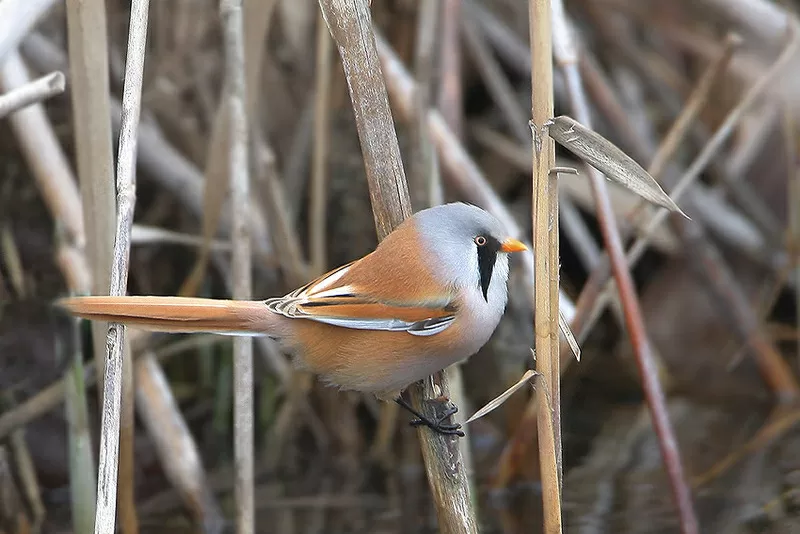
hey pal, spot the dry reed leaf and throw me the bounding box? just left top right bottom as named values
left=547, top=115, right=688, bottom=218
left=464, top=369, right=540, bottom=425
left=560, top=309, right=580, bottom=361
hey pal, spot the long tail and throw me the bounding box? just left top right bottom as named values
left=56, top=295, right=283, bottom=336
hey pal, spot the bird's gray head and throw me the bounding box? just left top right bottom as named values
left=413, top=203, right=527, bottom=303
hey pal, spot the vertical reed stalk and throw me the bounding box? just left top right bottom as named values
left=317, top=1, right=478, bottom=531
left=93, top=1, right=149, bottom=532
left=220, top=0, right=254, bottom=532
left=529, top=0, right=562, bottom=532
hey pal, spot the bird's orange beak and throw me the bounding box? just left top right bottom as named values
left=500, top=238, right=528, bottom=253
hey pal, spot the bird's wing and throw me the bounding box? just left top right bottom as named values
left=266, top=253, right=459, bottom=337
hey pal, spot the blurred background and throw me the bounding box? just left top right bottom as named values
left=1, top=0, right=800, bottom=532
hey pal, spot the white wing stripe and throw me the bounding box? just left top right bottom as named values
left=309, top=316, right=411, bottom=331
left=308, top=286, right=356, bottom=299
left=308, top=314, right=456, bottom=335
left=305, top=264, right=351, bottom=294
left=407, top=316, right=456, bottom=336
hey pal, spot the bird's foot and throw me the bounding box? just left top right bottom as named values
left=395, top=396, right=465, bottom=437
left=409, top=404, right=464, bottom=436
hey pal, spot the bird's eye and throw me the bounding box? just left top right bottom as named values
left=474, top=235, right=487, bottom=246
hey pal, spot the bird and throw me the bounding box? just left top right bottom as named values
left=56, top=202, right=528, bottom=436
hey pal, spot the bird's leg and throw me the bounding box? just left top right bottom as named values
left=394, top=396, right=465, bottom=437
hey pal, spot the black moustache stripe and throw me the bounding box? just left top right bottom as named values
left=477, top=236, right=501, bottom=301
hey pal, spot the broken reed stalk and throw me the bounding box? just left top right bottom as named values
left=549, top=2, right=699, bottom=532
left=317, top=0, right=478, bottom=532
left=93, top=1, right=149, bottom=532
left=0, top=53, right=84, bottom=250
left=22, top=31, right=197, bottom=227
left=0, top=69, right=63, bottom=118
left=529, top=0, right=562, bottom=531
left=220, top=0, right=254, bottom=533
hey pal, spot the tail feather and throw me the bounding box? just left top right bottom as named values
left=56, top=295, right=282, bottom=336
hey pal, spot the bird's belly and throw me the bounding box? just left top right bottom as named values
left=289, top=310, right=499, bottom=399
